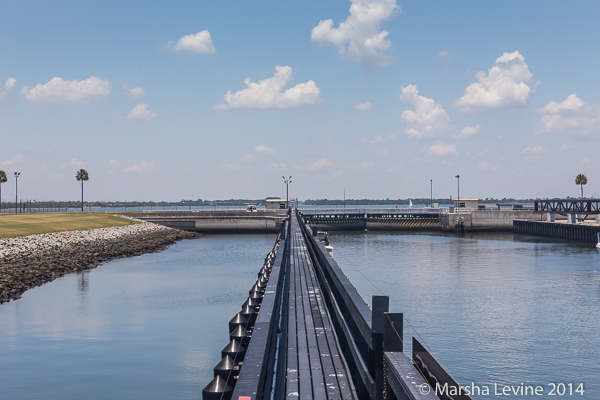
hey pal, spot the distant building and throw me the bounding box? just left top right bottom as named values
left=266, top=198, right=287, bottom=210
left=453, top=198, right=479, bottom=209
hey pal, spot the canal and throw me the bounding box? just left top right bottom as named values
left=0, top=231, right=598, bottom=399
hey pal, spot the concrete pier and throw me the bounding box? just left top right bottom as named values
left=205, top=213, right=472, bottom=400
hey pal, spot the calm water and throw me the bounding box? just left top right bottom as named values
left=1, top=232, right=599, bottom=399
left=0, top=234, right=276, bottom=400
left=330, top=231, right=600, bottom=399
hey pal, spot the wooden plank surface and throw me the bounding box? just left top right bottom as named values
left=285, top=216, right=357, bottom=400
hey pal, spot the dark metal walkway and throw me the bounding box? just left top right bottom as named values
left=286, top=217, right=356, bottom=399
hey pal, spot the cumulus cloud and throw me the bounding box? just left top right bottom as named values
left=126, top=103, right=157, bottom=120
left=123, top=85, right=146, bottom=97
left=360, top=134, right=395, bottom=144
left=240, top=154, right=254, bottom=162
left=305, top=159, right=332, bottom=171
left=1, top=153, right=24, bottom=166
left=4, top=77, right=16, bottom=90
left=255, top=145, right=275, bottom=154
left=455, top=51, right=534, bottom=112
left=21, top=76, right=112, bottom=102
left=122, top=161, right=155, bottom=173
left=454, top=124, right=481, bottom=139
left=421, top=141, right=457, bottom=157
left=70, top=158, right=85, bottom=168
left=311, top=0, right=400, bottom=69
left=478, top=162, right=499, bottom=171
left=536, top=94, right=600, bottom=136
left=399, top=84, right=451, bottom=139
left=166, top=30, right=216, bottom=54
left=0, top=77, right=16, bottom=99
left=215, top=66, right=321, bottom=110
left=354, top=101, right=373, bottom=111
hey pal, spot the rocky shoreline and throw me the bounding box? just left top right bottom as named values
left=0, top=221, right=199, bottom=304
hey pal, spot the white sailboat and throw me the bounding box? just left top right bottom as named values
left=596, top=233, right=600, bottom=251
left=409, top=199, right=413, bottom=208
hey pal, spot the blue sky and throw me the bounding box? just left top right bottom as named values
left=1, top=0, right=599, bottom=202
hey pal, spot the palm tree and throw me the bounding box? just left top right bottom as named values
left=0, top=170, right=7, bottom=213
left=76, top=169, right=89, bottom=212
left=575, top=173, right=588, bottom=199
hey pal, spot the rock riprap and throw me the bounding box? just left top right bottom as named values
left=0, top=218, right=199, bottom=304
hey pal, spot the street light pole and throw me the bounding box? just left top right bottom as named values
left=455, top=175, right=460, bottom=209
left=282, top=176, right=292, bottom=209
left=14, top=172, right=20, bottom=214
left=430, top=179, right=433, bottom=207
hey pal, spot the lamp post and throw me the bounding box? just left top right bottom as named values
left=430, top=179, right=433, bottom=207
left=14, top=172, right=20, bottom=214
left=455, top=175, right=460, bottom=209
left=282, top=176, right=292, bottom=209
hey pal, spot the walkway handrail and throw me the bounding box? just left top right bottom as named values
left=298, top=215, right=388, bottom=399
left=232, top=221, right=289, bottom=400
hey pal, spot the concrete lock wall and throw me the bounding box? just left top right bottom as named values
left=193, top=217, right=280, bottom=232
left=443, top=210, right=543, bottom=231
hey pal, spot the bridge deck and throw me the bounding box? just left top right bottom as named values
left=286, top=217, right=357, bottom=400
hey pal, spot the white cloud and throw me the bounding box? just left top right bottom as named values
left=455, top=51, right=534, bottom=112
left=240, top=154, right=254, bottom=162
left=1, top=153, right=24, bottom=166
left=536, top=94, right=600, bottom=136
left=254, top=145, right=275, bottom=154
left=221, top=163, right=243, bottom=171
left=70, top=158, right=85, bottom=168
left=215, top=66, right=321, bottom=110
left=359, top=161, right=375, bottom=169
left=454, top=124, right=481, bottom=139
left=0, top=77, right=16, bottom=99
left=107, top=160, right=119, bottom=174
left=123, top=85, right=146, bottom=97
left=421, top=141, right=457, bottom=157
left=361, top=135, right=384, bottom=144
left=267, top=163, right=286, bottom=171
left=354, top=101, right=373, bottom=111
left=478, top=162, right=499, bottom=171
left=166, top=30, right=216, bottom=54
left=522, top=146, right=546, bottom=161
left=5, top=77, right=16, bottom=90
left=399, top=84, right=452, bottom=139
left=439, top=50, right=450, bottom=63
left=376, top=149, right=391, bottom=157
left=360, top=134, right=395, bottom=144
left=126, top=103, right=157, bottom=120
left=559, top=144, right=574, bottom=151
left=311, top=0, right=400, bottom=69
left=305, top=159, right=332, bottom=171
left=21, top=76, right=112, bottom=102
left=122, top=161, right=155, bottom=173
left=522, top=146, right=546, bottom=155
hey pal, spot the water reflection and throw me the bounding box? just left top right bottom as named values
left=329, top=230, right=600, bottom=399
left=0, top=234, right=276, bottom=400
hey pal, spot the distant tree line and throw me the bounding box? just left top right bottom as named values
left=303, top=197, right=575, bottom=206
